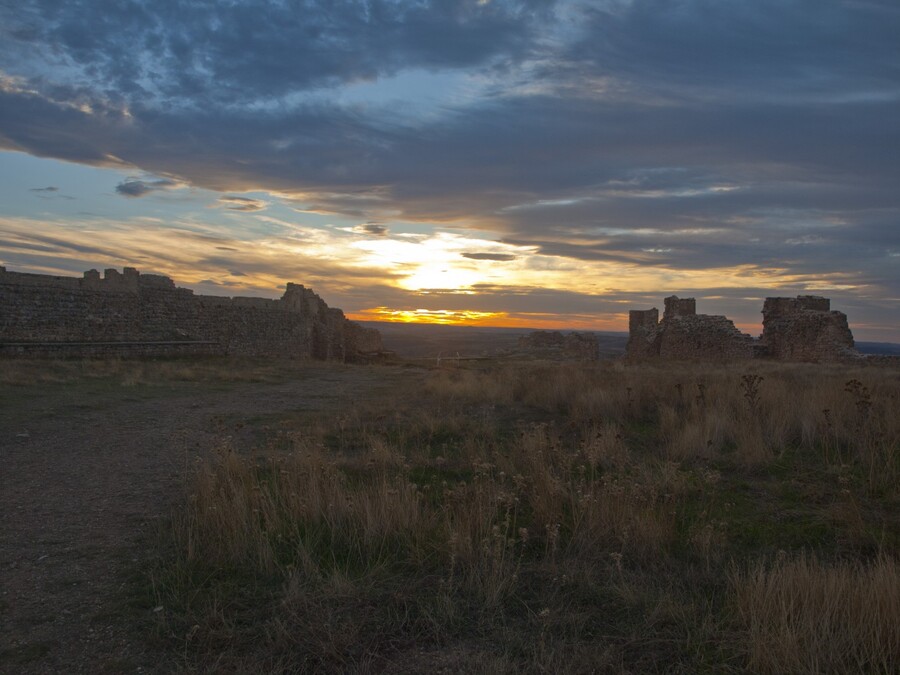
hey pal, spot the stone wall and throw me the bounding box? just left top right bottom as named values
left=627, top=309, right=660, bottom=359
left=760, top=296, right=857, bottom=362
left=662, top=296, right=696, bottom=321
left=628, top=296, right=758, bottom=361
left=0, top=266, right=382, bottom=361
left=626, top=294, right=860, bottom=363
left=657, top=314, right=759, bottom=360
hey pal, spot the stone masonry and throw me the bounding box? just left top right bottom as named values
left=627, top=294, right=859, bottom=362
left=0, top=266, right=382, bottom=360
left=760, top=296, right=857, bottom=361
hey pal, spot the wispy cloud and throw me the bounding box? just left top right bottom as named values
left=218, top=196, right=267, bottom=212
left=461, top=252, right=517, bottom=261
left=115, top=178, right=179, bottom=198
left=353, top=223, right=389, bottom=237
left=3, top=212, right=894, bottom=338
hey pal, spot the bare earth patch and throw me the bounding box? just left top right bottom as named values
left=0, top=361, right=418, bottom=674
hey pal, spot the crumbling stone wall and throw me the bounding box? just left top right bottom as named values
left=626, top=294, right=860, bottom=363
left=760, top=296, right=857, bottom=362
left=663, top=296, right=696, bottom=321
left=0, top=266, right=382, bottom=361
left=627, top=309, right=660, bottom=359
left=658, top=314, right=759, bottom=360
left=628, top=296, right=757, bottom=361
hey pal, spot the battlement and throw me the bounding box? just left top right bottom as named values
left=0, top=265, right=181, bottom=294
left=762, top=295, right=830, bottom=316
left=0, top=266, right=382, bottom=361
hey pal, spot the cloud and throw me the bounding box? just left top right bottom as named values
left=0, top=214, right=397, bottom=300
left=354, top=223, right=389, bottom=236
left=218, top=196, right=267, bottom=212
left=2, top=212, right=897, bottom=339
left=0, top=0, right=898, bottom=336
left=461, top=252, right=517, bottom=261
left=564, top=0, right=900, bottom=103
left=0, top=0, right=555, bottom=106
left=115, top=178, right=178, bottom=198
left=27, top=184, right=75, bottom=200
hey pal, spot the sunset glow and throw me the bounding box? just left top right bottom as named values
left=0, top=1, right=897, bottom=340
left=351, top=308, right=509, bottom=326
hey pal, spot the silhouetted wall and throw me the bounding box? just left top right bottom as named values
left=0, top=266, right=381, bottom=360
left=626, top=294, right=858, bottom=363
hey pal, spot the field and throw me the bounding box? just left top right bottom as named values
left=1, top=356, right=898, bottom=673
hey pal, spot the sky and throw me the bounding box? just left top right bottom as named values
left=1, top=0, right=898, bottom=340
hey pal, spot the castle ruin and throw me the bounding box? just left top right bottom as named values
left=0, top=266, right=382, bottom=360
left=627, top=295, right=858, bottom=362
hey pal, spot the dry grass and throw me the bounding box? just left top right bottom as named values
left=140, top=358, right=900, bottom=672
left=428, top=360, right=900, bottom=491
left=732, top=554, right=900, bottom=674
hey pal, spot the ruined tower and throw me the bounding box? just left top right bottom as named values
left=760, top=296, right=856, bottom=362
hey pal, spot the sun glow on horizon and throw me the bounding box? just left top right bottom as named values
left=1, top=180, right=895, bottom=340
left=349, top=307, right=631, bottom=331
left=351, top=307, right=507, bottom=325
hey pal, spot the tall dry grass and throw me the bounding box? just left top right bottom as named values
left=156, top=420, right=692, bottom=670
left=173, top=422, right=681, bottom=590
left=147, top=358, right=900, bottom=672
left=731, top=554, right=900, bottom=674
left=426, top=361, right=900, bottom=492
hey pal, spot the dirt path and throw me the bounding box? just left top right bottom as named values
left=0, top=364, right=417, bottom=674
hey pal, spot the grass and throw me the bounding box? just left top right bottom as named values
left=25, top=356, right=896, bottom=672
left=731, top=554, right=899, bottom=674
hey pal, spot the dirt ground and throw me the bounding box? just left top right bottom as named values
left=0, top=362, right=420, bottom=674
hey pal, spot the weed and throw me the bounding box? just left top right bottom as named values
left=740, top=373, right=764, bottom=414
